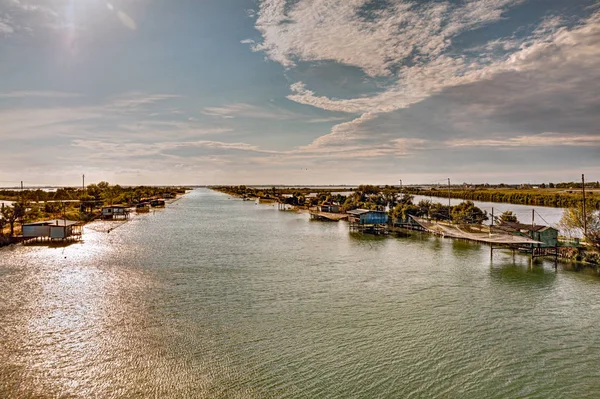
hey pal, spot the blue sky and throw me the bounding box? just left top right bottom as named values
left=0, top=0, right=598, bottom=186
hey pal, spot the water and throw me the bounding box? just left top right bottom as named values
left=1, top=189, right=599, bottom=398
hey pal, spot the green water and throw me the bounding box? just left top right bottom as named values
left=1, top=189, right=599, bottom=398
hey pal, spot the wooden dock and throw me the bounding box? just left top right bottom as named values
left=309, top=211, right=348, bottom=221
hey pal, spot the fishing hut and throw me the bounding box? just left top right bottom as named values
left=491, top=222, right=560, bottom=260
left=409, top=216, right=559, bottom=262
left=318, top=204, right=340, bottom=213
left=150, top=199, right=165, bottom=207
left=491, top=223, right=559, bottom=248
left=348, top=209, right=388, bottom=234
left=102, top=205, right=130, bottom=220
left=22, top=219, right=83, bottom=242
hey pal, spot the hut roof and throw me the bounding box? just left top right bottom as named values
left=24, top=219, right=80, bottom=227
left=347, top=209, right=386, bottom=216
left=493, top=222, right=557, bottom=233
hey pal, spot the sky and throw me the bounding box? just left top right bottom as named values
left=0, top=0, right=598, bottom=187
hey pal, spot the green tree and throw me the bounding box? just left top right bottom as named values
left=559, top=206, right=600, bottom=248
left=1, top=205, right=18, bottom=236
left=497, top=211, right=518, bottom=224
left=451, top=201, right=488, bottom=224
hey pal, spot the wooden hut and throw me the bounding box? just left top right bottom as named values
left=347, top=209, right=388, bottom=234
left=102, top=205, right=130, bottom=220
left=22, top=219, right=82, bottom=241
left=492, top=222, right=559, bottom=248
left=318, top=204, right=339, bottom=213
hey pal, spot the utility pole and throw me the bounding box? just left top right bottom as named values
left=83, top=174, right=85, bottom=192
left=447, top=178, right=451, bottom=208
left=582, top=174, right=587, bottom=237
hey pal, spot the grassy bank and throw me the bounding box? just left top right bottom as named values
left=408, top=187, right=599, bottom=209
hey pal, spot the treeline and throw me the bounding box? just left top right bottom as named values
left=410, top=188, right=599, bottom=209
left=1, top=182, right=189, bottom=237
left=215, top=185, right=489, bottom=224
left=0, top=182, right=188, bottom=204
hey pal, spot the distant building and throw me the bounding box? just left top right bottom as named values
left=22, top=219, right=82, bottom=241
left=492, top=222, right=558, bottom=248
left=102, top=205, right=130, bottom=220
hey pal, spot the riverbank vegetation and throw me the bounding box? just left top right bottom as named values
left=0, top=182, right=188, bottom=239
left=408, top=187, right=599, bottom=209
left=213, top=184, right=600, bottom=269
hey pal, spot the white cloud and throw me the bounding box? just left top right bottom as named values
left=448, top=134, right=600, bottom=148
left=0, top=19, right=14, bottom=34
left=250, top=3, right=600, bottom=159
left=202, top=103, right=297, bottom=120
left=0, top=91, right=82, bottom=98
left=71, top=139, right=265, bottom=159
left=110, top=93, right=181, bottom=109
left=252, top=0, right=522, bottom=77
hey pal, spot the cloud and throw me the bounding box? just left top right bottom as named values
left=71, top=139, right=266, bottom=159
left=252, top=0, right=525, bottom=77
left=448, top=134, right=600, bottom=148
left=202, top=103, right=297, bottom=120
left=0, top=19, right=14, bottom=34
left=0, top=0, right=61, bottom=34
left=0, top=91, right=82, bottom=99
left=110, top=93, right=181, bottom=109
left=248, top=2, right=600, bottom=161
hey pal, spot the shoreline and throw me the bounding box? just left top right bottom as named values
left=0, top=191, right=189, bottom=248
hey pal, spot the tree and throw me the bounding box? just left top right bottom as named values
left=559, top=206, right=600, bottom=248
left=497, top=211, right=518, bottom=224
left=0, top=207, right=6, bottom=234
left=429, top=203, right=451, bottom=221
left=1, top=205, right=17, bottom=236
left=451, top=201, right=488, bottom=224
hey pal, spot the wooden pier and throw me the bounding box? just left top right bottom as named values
left=309, top=211, right=348, bottom=221
left=349, top=222, right=388, bottom=235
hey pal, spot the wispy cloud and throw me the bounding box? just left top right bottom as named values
left=71, top=139, right=267, bottom=159
left=448, top=134, right=600, bottom=148
left=202, top=103, right=296, bottom=120
left=0, top=91, right=83, bottom=99
left=110, top=93, right=181, bottom=109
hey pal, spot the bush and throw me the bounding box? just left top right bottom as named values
left=583, top=252, right=600, bottom=265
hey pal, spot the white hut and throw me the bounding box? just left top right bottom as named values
left=102, top=205, right=130, bottom=220
left=22, top=220, right=82, bottom=240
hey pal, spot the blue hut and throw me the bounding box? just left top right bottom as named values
left=347, top=209, right=388, bottom=225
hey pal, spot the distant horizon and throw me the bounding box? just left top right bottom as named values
left=1, top=179, right=598, bottom=191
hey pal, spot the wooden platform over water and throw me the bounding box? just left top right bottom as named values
left=309, top=212, right=348, bottom=221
